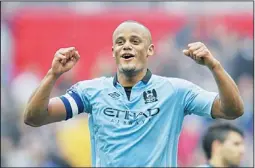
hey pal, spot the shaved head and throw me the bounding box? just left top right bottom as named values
left=112, top=20, right=152, bottom=45
left=112, top=20, right=155, bottom=77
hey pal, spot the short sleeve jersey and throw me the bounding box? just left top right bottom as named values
left=59, top=70, right=218, bottom=167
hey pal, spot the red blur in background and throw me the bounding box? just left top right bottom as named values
left=12, top=8, right=253, bottom=81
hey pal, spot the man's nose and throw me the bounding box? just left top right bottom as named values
left=239, top=144, right=245, bottom=155
left=123, top=42, right=132, bottom=50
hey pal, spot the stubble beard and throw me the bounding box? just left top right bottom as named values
left=119, top=63, right=141, bottom=77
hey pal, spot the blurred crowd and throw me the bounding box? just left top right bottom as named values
left=1, top=2, right=253, bottom=167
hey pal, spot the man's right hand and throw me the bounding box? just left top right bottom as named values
left=24, top=47, right=80, bottom=127
left=51, top=47, right=80, bottom=77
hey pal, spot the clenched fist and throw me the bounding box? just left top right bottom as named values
left=51, top=47, right=80, bottom=77
left=183, top=42, right=219, bottom=69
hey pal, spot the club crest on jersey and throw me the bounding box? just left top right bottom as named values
left=143, top=89, right=158, bottom=104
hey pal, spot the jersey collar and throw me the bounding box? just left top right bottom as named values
left=113, top=69, right=152, bottom=86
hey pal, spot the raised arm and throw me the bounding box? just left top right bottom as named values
left=24, top=47, right=80, bottom=127
left=209, top=63, right=244, bottom=119
left=183, top=42, right=244, bottom=120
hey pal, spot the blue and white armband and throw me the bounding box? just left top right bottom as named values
left=59, top=91, right=85, bottom=120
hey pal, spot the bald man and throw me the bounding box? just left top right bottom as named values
left=24, top=20, right=244, bottom=167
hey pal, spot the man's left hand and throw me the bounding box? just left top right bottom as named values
left=183, top=42, right=220, bottom=69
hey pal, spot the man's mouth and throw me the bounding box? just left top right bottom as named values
left=121, top=53, right=135, bottom=60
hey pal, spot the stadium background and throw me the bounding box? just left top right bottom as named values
left=1, top=2, right=253, bottom=167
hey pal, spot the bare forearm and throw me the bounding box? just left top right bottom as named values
left=24, top=69, right=59, bottom=126
left=210, top=63, right=244, bottom=117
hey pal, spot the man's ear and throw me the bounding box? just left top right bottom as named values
left=112, top=46, right=115, bottom=58
left=147, top=44, right=154, bottom=57
left=211, top=139, right=223, bottom=155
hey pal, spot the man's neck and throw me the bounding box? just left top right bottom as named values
left=117, top=69, right=147, bottom=87
left=209, top=155, right=228, bottom=167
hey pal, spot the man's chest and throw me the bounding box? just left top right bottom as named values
left=89, top=86, right=176, bottom=127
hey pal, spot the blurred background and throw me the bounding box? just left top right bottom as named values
left=1, top=2, right=253, bottom=167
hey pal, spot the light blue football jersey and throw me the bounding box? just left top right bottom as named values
left=59, top=70, right=218, bottom=167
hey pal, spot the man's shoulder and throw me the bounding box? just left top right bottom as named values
left=152, top=75, right=191, bottom=87
left=75, top=76, right=113, bottom=89
left=152, top=75, right=199, bottom=95
left=152, top=74, right=187, bottom=82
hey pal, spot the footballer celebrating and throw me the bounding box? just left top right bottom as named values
left=24, top=21, right=244, bottom=167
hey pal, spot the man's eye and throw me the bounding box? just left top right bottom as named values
left=133, top=40, right=140, bottom=44
left=117, top=40, right=123, bottom=44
